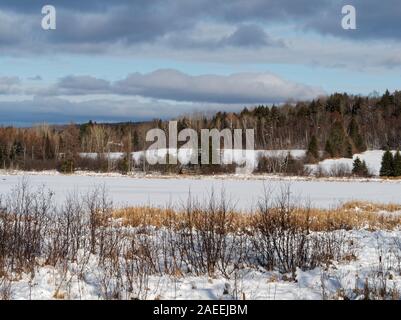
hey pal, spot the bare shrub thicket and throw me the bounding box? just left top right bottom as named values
left=0, top=180, right=52, bottom=275
left=328, top=164, right=352, bottom=177
left=177, top=193, right=248, bottom=277
left=0, top=182, right=351, bottom=299
left=251, top=186, right=347, bottom=278
left=256, top=154, right=311, bottom=176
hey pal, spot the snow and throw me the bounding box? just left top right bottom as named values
left=79, top=149, right=392, bottom=177
left=0, top=149, right=399, bottom=210
left=4, top=229, right=401, bottom=300
left=80, top=149, right=306, bottom=174
left=1, top=173, right=401, bottom=210
left=2, top=160, right=401, bottom=300
left=309, top=150, right=394, bottom=176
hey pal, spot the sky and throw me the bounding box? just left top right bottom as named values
left=0, top=0, right=401, bottom=126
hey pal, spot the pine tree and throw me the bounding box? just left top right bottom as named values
left=325, top=121, right=352, bottom=158
left=381, top=89, right=394, bottom=107
left=393, top=150, right=401, bottom=177
left=352, top=157, right=369, bottom=177
left=306, top=135, right=319, bottom=163
left=352, top=157, right=362, bottom=175
left=348, top=118, right=366, bottom=152
left=380, top=149, right=394, bottom=177
left=325, top=140, right=334, bottom=157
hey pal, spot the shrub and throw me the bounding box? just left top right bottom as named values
left=352, top=157, right=370, bottom=177
left=256, top=154, right=310, bottom=176
left=256, top=155, right=285, bottom=174
left=380, top=149, right=394, bottom=177
left=251, top=186, right=346, bottom=277
left=329, top=163, right=351, bottom=177
left=58, top=158, right=75, bottom=174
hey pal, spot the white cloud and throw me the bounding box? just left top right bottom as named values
left=114, top=69, right=325, bottom=103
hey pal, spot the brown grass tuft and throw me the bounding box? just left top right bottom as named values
left=113, top=201, right=401, bottom=232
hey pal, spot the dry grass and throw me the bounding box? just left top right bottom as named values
left=53, top=290, right=66, bottom=300
left=113, top=206, right=175, bottom=228
left=113, top=201, right=401, bottom=232
left=341, top=201, right=401, bottom=213
left=113, top=206, right=249, bottom=232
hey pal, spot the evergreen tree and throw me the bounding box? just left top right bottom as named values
left=393, top=150, right=401, bottom=177
left=306, top=135, right=319, bottom=162
left=325, top=122, right=351, bottom=158
left=380, top=89, right=394, bottom=107
left=352, top=157, right=362, bottom=175
left=325, top=140, right=334, bottom=157
left=326, top=93, right=346, bottom=114
left=352, top=157, right=369, bottom=177
left=348, top=117, right=366, bottom=152
left=380, top=149, right=394, bottom=177
left=12, top=141, right=24, bottom=159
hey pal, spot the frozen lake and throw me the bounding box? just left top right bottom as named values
left=0, top=174, right=401, bottom=210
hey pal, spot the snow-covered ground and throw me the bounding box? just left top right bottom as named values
left=80, top=149, right=306, bottom=164
left=6, top=229, right=401, bottom=300
left=308, top=150, right=392, bottom=176
left=1, top=150, right=400, bottom=300
left=1, top=173, right=401, bottom=210
left=80, top=149, right=306, bottom=174
left=80, top=149, right=391, bottom=176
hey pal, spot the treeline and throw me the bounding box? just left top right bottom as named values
left=1, top=90, right=401, bottom=172
left=0, top=121, right=154, bottom=172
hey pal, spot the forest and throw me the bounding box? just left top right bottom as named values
left=1, top=90, right=401, bottom=173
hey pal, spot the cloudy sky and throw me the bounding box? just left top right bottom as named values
left=1, top=0, right=401, bottom=126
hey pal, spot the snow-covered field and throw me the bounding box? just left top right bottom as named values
left=5, top=229, right=401, bottom=300
left=308, top=150, right=394, bottom=176
left=1, top=173, right=401, bottom=209
left=2, top=150, right=401, bottom=300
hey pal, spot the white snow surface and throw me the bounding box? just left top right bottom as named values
left=80, top=149, right=391, bottom=176
left=2, top=151, right=401, bottom=300
left=0, top=150, right=400, bottom=210
left=80, top=149, right=306, bottom=174
left=5, top=229, right=401, bottom=300
left=309, top=150, right=395, bottom=176
left=1, top=173, right=401, bottom=210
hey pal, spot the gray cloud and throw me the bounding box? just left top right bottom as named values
left=0, top=76, right=21, bottom=94
left=114, top=69, right=324, bottom=103
left=221, top=24, right=285, bottom=48
left=0, top=0, right=400, bottom=56
left=0, top=96, right=246, bottom=126
left=1, top=70, right=325, bottom=103
left=54, top=75, right=111, bottom=95
left=38, top=70, right=323, bottom=103
left=0, top=1, right=397, bottom=126
left=166, top=24, right=285, bottom=50
left=0, top=69, right=325, bottom=125
left=304, top=0, right=401, bottom=40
